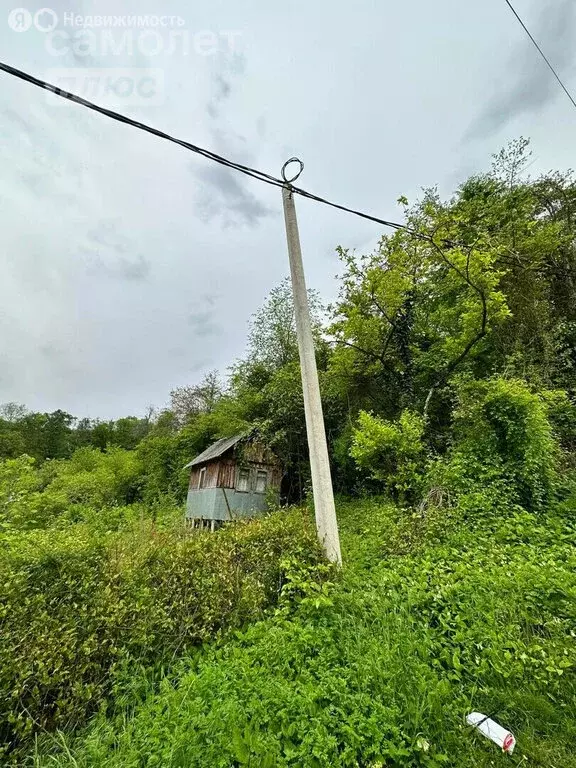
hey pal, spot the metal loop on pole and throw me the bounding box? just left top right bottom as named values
left=281, top=157, right=304, bottom=184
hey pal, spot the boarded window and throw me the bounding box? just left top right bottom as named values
left=198, top=467, right=207, bottom=489
left=255, top=470, right=268, bottom=494
left=237, top=468, right=250, bottom=492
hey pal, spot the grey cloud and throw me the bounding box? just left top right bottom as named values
left=226, top=53, right=247, bottom=76
left=1, top=108, right=33, bottom=135
left=165, top=347, right=214, bottom=365
left=1, top=107, right=85, bottom=205
left=39, top=343, right=84, bottom=382
left=0, top=356, right=18, bottom=391
left=5, top=0, right=575, bottom=421
left=85, top=253, right=151, bottom=281
left=467, top=0, right=576, bottom=139
left=256, top=115, right=267, bottom=139
left=194, top=164, right=272, bottom=228
left=205, top=53, right=247, bottom=119
left=40, top=343, right=67, bottom=362
left=187, top=309, right=221, bottom=338
left=215, top=74, right=232, bottom=101
left=87, top=221, right=130, bottom=254
left=210, top=126, right=248, bottom=153
left=206, top=74, right=232, bottom=119
left=83, top=221, right=151, bottom=281
left=20, top=173, right=45, bottom=195
left=206, top=102, right=218, bottom=120
left=114, top=255, right=151, bottom=281
left=199, top=52, right=266, bottom=226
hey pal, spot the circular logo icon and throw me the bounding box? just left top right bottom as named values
left=34, top=7, right=57, bottom=32
left=8, top=8, right=32, bottom=31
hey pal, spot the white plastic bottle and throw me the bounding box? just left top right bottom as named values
left=466, top=712, right=516, bottom=754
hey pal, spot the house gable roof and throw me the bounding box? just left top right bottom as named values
left=184, top=434, right=245, bottom=469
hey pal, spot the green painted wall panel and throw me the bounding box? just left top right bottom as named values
left=186, top=487, right=268, bottom=521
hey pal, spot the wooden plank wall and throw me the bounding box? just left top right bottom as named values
left=189, top=462, right=220, bottom=490
left=217, top=460, right=236, bottom=488
left=189, top=459, right=282, bottom=491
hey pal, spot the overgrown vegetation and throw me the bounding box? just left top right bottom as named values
left=30, top=498, right=576, bottom=767
left=0, top=510, right=321, bottom=757
left=1, top=139, right=575, bottom=765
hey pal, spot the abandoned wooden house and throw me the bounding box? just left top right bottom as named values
left=184, top=434, right=282, bottom=526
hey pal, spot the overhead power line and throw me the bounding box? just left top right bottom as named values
left=0, top=61, right=411, bottom=235
left=503, top=0, right=576, bottom=111
left=1, top=60, right=575, bottom=279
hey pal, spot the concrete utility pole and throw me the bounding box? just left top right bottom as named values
left=281, top=158, right=342, bottom=565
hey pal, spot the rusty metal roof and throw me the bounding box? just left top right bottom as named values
left=184, top=434, right=245, bottom=468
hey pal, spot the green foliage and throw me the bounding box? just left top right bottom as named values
left=329, top=203, right=511, bottom=423
left=82, top=416, right=152, bottom=451
left=135, top=434, right=191, bottom=502
left=0, top=509, right=321, bottom=756
left=246, top=277, right=325, bottom=370
left=435, top=378, right=561, bottom=511
left=350, top=410, right=425, bottom=500
left=38, top=447, right=144, bottom=518
left=328, top=139, right=576, bottom=453
left=0, top=455, right=41, bottom=532
left=34, top=497, right=576, bottom=768
left=0, top=448, right=145, bottom=532
left=539, top=389, right=576, bottom=454
left=0, top=405, right=153, bottom=463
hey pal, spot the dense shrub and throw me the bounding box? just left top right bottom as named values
left=539, top=389, right=576, bottom=456
left=0, top=448, right=145, bottom=533
left=0, top=509, right=322, bottom=755
left=0, top=456, right=40, bottom=532
left=36, top=447, right=143, bottom=518
left=433, top=378, right=563, bottom=511
left=350, top=410, right=425, bottom=501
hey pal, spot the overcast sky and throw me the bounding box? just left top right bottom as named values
left=1, top=0, right=574, bottom=418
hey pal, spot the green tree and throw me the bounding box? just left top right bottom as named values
left=329, top=138, right=576, bottom=451
left=247, top=277, right=325, bottom=369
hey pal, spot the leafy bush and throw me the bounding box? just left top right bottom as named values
left=434, top=378, right=562, bottom=511
left=0, top=448, right=145, bottom=533
left=350, top=410, right=425, bottom=501
left=0, top=509, right=322, bottom=755
left=36, top=447, right=143, bottom=518
left=539, top=389, right=576, bottom=455
left=0, top=455, right=42, bottom=532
